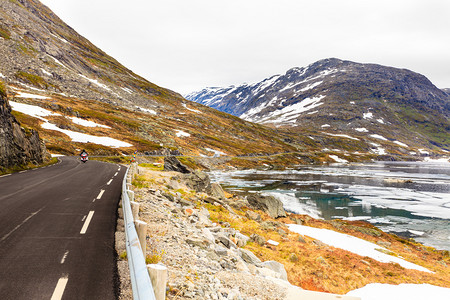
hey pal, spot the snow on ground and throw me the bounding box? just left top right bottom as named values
left=48, top=55, right=70, bottom=70
left=0, top=73, right=6, bottom=78
left=418, top=149, right=430, bottom=155
left=377, top=118, right=385, bottom=124
left=323, top=132, right=360, bottom=141
left=287, top=224, right=431, bottom=272
left=393, top=141, right=409, bottom=148
left=329, top=155, right=348, bottom=163
left=50, top=154, right=65, bottom=157
left=321, top=124, right=330, bottom=128
left=370, top=142, right=386, bottom=155
left=136, top=106, right=157, bottom=115
left=205, top=148, right=227, bottom=157
left=355, top=128, right=368, bottom=132
left=175, top=130, right=190, bottom=137
left=10, top=101, right=131, bottom=148
left=363, top=112, right=373, bottom=119
left=260, top=95, right=326, bottom=124
left=346, top=283, right=450, bottom=300
left=41, top=122, right=132, bottom=148
left=68, top=117, right=110, bottom=128
left=182, top=103, right=201, bottom=113
left=370, top=134, right=388, bottom=141
left=9, top=101, right=59, bottom=120
left=15, top=92, right=49, bottom=100
left=79, top=74, right=111, bottom=91
left=41, top=68, right=52, bottom=77
left=121, top=87, right=133, bottom=94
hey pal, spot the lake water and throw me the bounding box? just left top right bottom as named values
left=209, top=161, right=450, bottom=251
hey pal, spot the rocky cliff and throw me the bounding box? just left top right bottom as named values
left=0, top=82, right=46, bottom=170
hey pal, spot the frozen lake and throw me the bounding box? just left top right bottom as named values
left=210, top=161, right=450, bottom=251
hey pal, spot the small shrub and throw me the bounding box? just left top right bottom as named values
left=132, top=174, right=149, bottom=188
left=119, top=251, right=127, bottom=260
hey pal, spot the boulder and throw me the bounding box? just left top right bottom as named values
left=210, top=182, right=226, bottom=200
left=239, top=248, right=262, bottom=265
left=246, top=194, right=286, bottom=218
left=234, top=232, right=250, bottom=247
left=163, top=156, right=192, bottom=173
left=260, top=261, right=288, bottom=281
left=250, top=233, right=266, bottom=246
left=245, top=210, right=262, bottom=221
left=183, top=171, right=211, bottom=192
left=215, top=234, right=237, bottom=249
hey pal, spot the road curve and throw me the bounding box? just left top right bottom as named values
left=0, top=156, right=126, bottom=300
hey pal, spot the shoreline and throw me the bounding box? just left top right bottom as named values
left=116, top=160, right=450, bottom=299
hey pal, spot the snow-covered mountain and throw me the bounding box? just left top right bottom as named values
left=186, top=58, right=450, bottom=151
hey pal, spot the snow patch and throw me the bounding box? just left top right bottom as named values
left=0, top=73, right=5, bottom=78
left=393, top=141, right=409, bottom=148
left=370, top=134, right=388, bottom=141
left=355, top=128, right=368, bottom=132
left=321, top=124, right=330, bottom=128
left=182, top=103, right=201, bottom=113
left=15, top=92, right=49, bottom=100
left=68, top=117, right=110, bottom=128
left=363, top=112, right=373, bottom=119
left=79, top=74, right=111, bottom=91
left=205, top=148, right=227, bottom=157
left=41, top=122, right=132, bottom=148
left=136, top=106, right=157, bottom=115
left=323, top=132, right=360, bottom=141
left=288, top=224, right=431, bottom=272
left=329, top=155, right=348, bottom=163
left=346, top=283, right=450, bottom=300
left=121, top=87, right=133, bottom=94
left=41, top=68, right=52, bottom=77
left=9, top=101, right=58, bottom=120
left=175, top=130, right=190, bottom=137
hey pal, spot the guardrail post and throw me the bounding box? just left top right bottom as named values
left=127, top=190, right=135, bottom=202
left=130, top=201, right=139, bottom=220
left=147, top=264, right=167, bottom=300
left=135, top=220, right=147, bottom=257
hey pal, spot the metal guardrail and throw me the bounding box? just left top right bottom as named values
left=122, top=166, right=156, bottom=300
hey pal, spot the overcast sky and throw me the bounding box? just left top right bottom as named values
left=40, top=0, right=450, bottom=94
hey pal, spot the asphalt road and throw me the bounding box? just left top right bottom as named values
left=0, top=156, right=126, bottom=300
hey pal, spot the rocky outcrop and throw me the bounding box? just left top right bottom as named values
left=0, top=86, right=46, bottom=170
left=163, top=156, right=192, bottom=174
left=247, top=194, right=287, bottom=219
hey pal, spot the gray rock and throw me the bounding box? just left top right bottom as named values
left=163, top=156, right=192, bottom=173
left=250, top=233, right=265, bottom=246
left=214, top=245, right=228, bottom=257
left=216, top=234, right=237, bottom=249
left=260, top=261, right=288, bottom=281
left=0, top=91, right=47, bottom=170
left=239, top=248, right=262, bottom=265
left=245, top=210, right=262, bottom=221
left=246, top=194, right=286, bottom=219
left=234, top=232, right=250, bottom=247
left=210, top=182, right=226, bottom=200
left=183, top=171, right=211, bottom=192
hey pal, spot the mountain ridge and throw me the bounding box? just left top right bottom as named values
left=186, top=58, right=450, bottom=153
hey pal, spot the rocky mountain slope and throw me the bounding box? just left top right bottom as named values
left=187, top=58, right=450, bottom=155
left=0, top=0, right=295, bottom=158
left=0, top=82, right=46, bottom=171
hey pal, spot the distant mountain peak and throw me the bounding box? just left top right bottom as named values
left=186, top=58, right=450, bottom=151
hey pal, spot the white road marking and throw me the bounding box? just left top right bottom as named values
left=81, top=215, right=86, bottom=222
left=60, top=250, right=69, bottom=264
left=96, top=189, right=105, bottom=199
left=80, top=211, right=95, bottom=234
left=107, top=179, right=113, bottom=185
left=114, top=172, right=118, bottom=177
left=0, top=208, right=44, bottom=242
left=50, top=275, right=68, bottom=300
left=0, top=174, right=11, bottom=178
